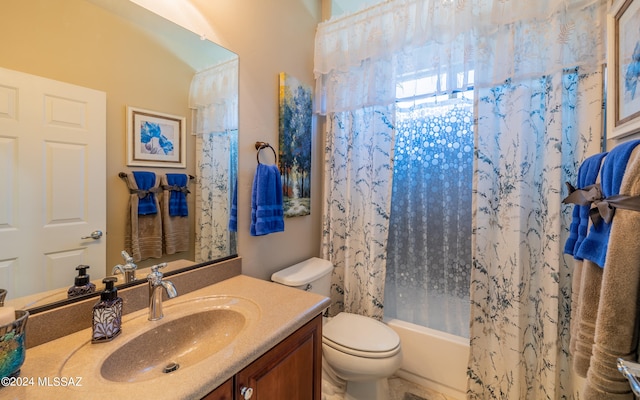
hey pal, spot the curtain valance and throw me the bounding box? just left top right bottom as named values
left=189, top=56, right=238, bottom=135
left=314, top=0, right=607, bottom=114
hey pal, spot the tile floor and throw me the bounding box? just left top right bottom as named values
left=322, top=374, right=456, bottom=400
left=388, top=376, right=455, bottom=400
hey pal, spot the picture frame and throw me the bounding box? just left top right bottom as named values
left=126, top=106, right=186, bottom=168
left=607, top=0, right=640, bottom=139
left=278, top=72, right=312, bottom=217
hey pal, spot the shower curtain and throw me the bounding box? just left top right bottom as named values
left=321, top=106, right=395, bottom=319
left=315, top=0, right=607, bottom=397
left=468, top=69, right=604, bottom=399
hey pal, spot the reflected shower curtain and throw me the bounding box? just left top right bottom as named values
left=195, top=131, right=238, bottom=262
left=189, top=57, right=239, bottom=262
left=468, top=69, right=603, bottom=399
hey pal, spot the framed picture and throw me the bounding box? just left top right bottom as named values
left=278, top=72, right=312, bottom=217
left=126, top=106, right=186, bottom=168
left=607, top=0, right=640, bottom=139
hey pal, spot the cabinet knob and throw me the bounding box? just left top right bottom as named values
left=240, top=386, right=254, bottom=399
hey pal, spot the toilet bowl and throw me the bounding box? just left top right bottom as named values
left=322, top=312, right=402, bottom=400
left=271, top=258, right=402, bottom=400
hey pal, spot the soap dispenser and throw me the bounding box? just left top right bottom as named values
left=92, top=277, right=122, bottom=343
left=67, top=265, right=96, bottom=298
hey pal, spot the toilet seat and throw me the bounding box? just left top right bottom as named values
left=322, top=312, right=400, bottom=359
left=323, top=336, right=401, bottom=359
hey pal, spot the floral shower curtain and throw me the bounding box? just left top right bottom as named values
left=315, top=0, right=607, bottom=396
left=468, top=69, right=604, bottom=399
left=321, top=106, right=395, bottom=319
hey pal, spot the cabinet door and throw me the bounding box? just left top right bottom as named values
left=202, top=378, right=233, bottom=400
left=236, top=314, right=322, bottom=400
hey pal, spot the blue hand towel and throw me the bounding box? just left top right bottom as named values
left=133, top=171, right=158, bottom=215
left=229, top=178, right=238, bottom=232
left=564, top=152, right=608, bottom=257
left=575, top=139, right=640, bottom=267
left=250, top=164, right=284, bottom=236
left=166, top=173, right=189, bottom=217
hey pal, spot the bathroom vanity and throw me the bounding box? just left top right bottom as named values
left=204, top=315, right=322, bottom=399
left=1, top=274, right=330, bottom=400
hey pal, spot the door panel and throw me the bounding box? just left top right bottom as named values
left=0, top=67, right=106, bottom=298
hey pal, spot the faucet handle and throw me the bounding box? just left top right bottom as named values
left=147, top=263, right=168, bottom=286
left=149, top=262, right=168, bottom=274
left=118, top=251, right=137, bottom=271
left=121, top=250, right=133, bottom=261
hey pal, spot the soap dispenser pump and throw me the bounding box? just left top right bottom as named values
left=67, top=265, right=96, bottom=298
left=92, top=277, right=122, bottom=343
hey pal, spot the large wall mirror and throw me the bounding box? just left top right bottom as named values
left=0, top=0, right=238, bottom=311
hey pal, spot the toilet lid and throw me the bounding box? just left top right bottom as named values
left=323, top=312, right=400, bottom=355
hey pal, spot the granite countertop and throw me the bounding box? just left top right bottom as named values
left=2, top=275, right=330, bottom=400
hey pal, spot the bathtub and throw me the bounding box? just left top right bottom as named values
left=386, top=318, right=470, bottom=400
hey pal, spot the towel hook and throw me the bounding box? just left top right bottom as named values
left=255, top=142, right=277, bottom=164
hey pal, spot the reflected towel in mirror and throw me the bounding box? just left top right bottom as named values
left=165, top=173, right=189, bottom=217
left=123, top=172, right=163, bottom=262
left=161, top=174, right=189, bottom=255
left=229, top=178, right=238, bottom=232
left=132, top=171, right=159, bottom=215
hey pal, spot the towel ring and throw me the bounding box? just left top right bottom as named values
left=255, top=141, right=277, bottom=164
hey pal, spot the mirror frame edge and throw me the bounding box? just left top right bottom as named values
left=26, top=254, right=239, bottom=315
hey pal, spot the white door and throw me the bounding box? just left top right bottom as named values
left=0, top=67, right=106, bottom=299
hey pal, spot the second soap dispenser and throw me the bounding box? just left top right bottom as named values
left=92, top=277, right=122, bottom=343
left=67, top=265, right=96, bottom=298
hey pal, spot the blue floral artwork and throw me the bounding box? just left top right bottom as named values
left=617, top=0, right=640, bottom=125
left=140, top=121, right=175, bottom=155
left=127, top=106, right=186, bottom=168
left=625, top=40, right=640, bottom=100
left=278, top=72, right=312, bottom=217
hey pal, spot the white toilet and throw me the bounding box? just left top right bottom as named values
left=271, top=257, right=402, bottom=400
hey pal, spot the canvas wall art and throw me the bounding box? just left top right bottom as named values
left=278, top=72, right=312, bottom=217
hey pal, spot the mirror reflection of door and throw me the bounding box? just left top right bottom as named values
left=0, top=67, right=106, bottom=299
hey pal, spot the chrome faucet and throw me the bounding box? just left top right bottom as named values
left=112, top=250, right=138, bottom=283
left=147, top=263, right=177, bottom=321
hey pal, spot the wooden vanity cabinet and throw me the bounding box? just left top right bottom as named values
left=202, top=314, right=323, bottom=400
left=202, top=378, right=233, bottom=400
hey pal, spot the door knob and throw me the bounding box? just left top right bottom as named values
left=81, top=230, right=103, bottom=240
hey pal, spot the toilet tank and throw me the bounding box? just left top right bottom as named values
left=271, top=257, right=333, bottom=297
